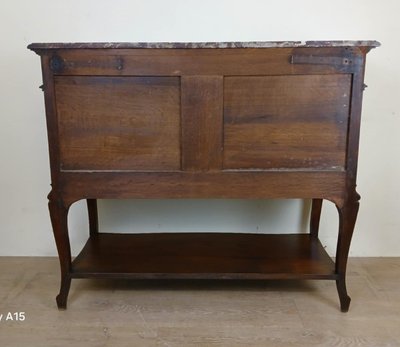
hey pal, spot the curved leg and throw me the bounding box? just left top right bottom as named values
left=48, top=191, right=72, bottom=309
left=87, top=199, right=99, bottom=236
left=310, top=198, right=323, bottom=238
left=335, top=192, right=360, bottom=312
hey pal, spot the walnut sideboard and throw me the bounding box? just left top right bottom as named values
left=29, top=41, right=379, bottom=311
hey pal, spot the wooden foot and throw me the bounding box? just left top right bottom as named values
left=336, top=276, right=351, bottom=312
left=56, top=275, right=71, bottom=310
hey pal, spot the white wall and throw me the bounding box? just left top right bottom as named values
left=0, top=0, right=398, bottom=256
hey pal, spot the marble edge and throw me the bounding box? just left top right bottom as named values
left=28, top=40, right=381, bottom=51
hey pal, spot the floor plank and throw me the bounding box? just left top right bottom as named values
left=0, top=257, right=399, bottom=347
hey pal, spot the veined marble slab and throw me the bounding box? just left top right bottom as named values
left=28, top=40, right=380, bottom=51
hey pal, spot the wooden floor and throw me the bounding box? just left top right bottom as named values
left=0, top=257, right=399, bottom=346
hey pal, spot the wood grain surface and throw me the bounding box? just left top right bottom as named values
left=55, top=76, right=181, bottom=171
left=43, top=47, right=360, bottom=76
left=181, top=76, right=223, bottom=171
left=71, top=233, right=335, bottom=279
left=0, top=257, right=398, bottom=347
left=223, top=74, right=351, bottom=170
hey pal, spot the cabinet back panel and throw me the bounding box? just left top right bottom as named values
left=223, top=74, right=351, bottom=170
left=55, top=76, right=181, bottom=171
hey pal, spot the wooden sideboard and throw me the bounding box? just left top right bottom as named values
left=29, top=41, right=379, bottom=311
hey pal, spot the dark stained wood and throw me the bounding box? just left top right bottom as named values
left=48, top=191, right=71, bottom=309
left=86, top=199, right=98, bottom=236
left=28, top=41, right=378, bottom=311
left=72, top=233, right=336, bottom=279
left=345, top=55, right=366, bottom=184
left=35, top=48, right=363, bottom=77
left=335, top=191, right=361, bottom=312
left=310, top=198, right=323, bottom=238
left=223, top=75, right=351, bottom=170
left=181, top=76, right=223, bottom=171
left=40, top=55, right=62, bottom=184
left=55, top=76, right=181, bottom=171
left=59, top=171, right=346, bottom=204
left=332, top=48, right=366, bottom=313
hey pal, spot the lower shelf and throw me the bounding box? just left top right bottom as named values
left=71, top=233, right=337, bottom=280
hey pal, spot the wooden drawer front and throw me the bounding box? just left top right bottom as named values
left=55, top=76, right=181, bottom=171
left=223, top=74, right=351, bottom=170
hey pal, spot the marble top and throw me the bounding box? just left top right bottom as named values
left=28, top=40, right=380, bottom=51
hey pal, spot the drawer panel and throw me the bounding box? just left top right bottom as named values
left=223, top=74, right=351, bottom=170
left=55, top=76, right=181, bottom=171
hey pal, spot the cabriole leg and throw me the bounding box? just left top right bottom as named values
left=48, top=192, right=72, bottom=310
left=335, top=192, right=360, bottom=312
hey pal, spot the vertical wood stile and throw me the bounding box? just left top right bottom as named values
left=181, top=76, right=223, bottom=171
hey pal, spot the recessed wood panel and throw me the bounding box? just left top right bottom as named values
left=223, top=75, right=351, bottom=170
left=55, top=76, right=181, bottom=171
